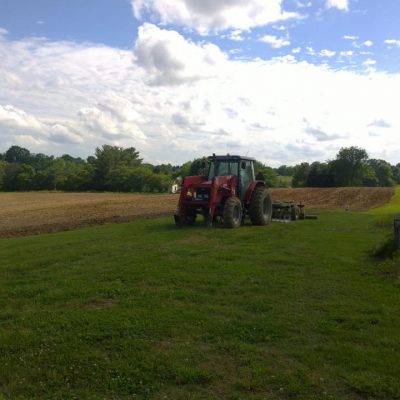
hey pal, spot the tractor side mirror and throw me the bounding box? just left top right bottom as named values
left=241, top=161, right=246, bottom=170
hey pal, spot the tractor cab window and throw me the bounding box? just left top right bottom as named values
left=208, top=160, right=239, bottom=180
left=239, top=161, right=255, bottom=198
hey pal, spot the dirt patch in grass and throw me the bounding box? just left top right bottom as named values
left=82, top=298, right=115, bottom=310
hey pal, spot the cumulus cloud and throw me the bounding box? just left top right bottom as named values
left=134, top=23, right=226, bottom=85
left=1, top=25, right=400, bottom=165
left=385, top=39, right=400, bottom=47
left=227, top=30, right=244, bottom=41
left=131, top=0, right=300, bottom=34
left=326, top=0, right=349, bottom=11
left=320, top=49, right=336, bottom=57
left=0, top=104, right=42, bottom=131
left=0, top=104, right=83, bottom=146
left=259, top=35, right=290, bottom=48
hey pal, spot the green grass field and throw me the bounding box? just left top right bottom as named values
left=1, top=191, right=399, bottom=400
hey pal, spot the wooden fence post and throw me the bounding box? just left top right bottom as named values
left=394, top=216, right=400, bottom=248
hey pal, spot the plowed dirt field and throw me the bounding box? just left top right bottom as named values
left=0, top=187, right=394, bottom=238
left=271, top=187, right=395, bottom=211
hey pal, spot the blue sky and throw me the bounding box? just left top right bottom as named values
left=0, top=0, right=399, bottom=165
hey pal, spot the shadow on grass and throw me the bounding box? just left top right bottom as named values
left=372, top=236, right=399, bottom=260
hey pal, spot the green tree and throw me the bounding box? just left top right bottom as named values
left=90, top=145, right=142, bottom=190
left=276, top=165, right=295, bottom=177
left=0, top=160, right=7, bottom=190
left=47, top=158, right=69, bottom=190
left=174, top=161, right=192, bottom=178
left=30, top=153, right=54, bottom=170
left=361, top=164, right=379, bottom=187
left=5, top=145, right=31, bottom=164
left=292, top=163, right=311, bottom=187
left=189, top=157, right=208, bottom=176
left=331, top=147, right=369, bottom=186
left=153, top=163, right=176, bottom=175
left=392, top=164, right=400, bottom=184
left=367, top=159, right=394, bottom=187
left=306, top=162, right=334, bottom=187
left=254, top=161, right=278, bottom=187
left=3, top=163, right=35, bottom=191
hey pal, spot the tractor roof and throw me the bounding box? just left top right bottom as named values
left=207, top=155, right=256, bottom=162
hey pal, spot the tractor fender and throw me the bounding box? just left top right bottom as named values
left=244, top=181, right=266, bottom=205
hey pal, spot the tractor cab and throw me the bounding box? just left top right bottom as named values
left=207, top=155, right=255, bottom=202
left=174, top=154, right=272, bottom=228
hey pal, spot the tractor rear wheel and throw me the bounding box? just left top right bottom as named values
left=223, top=197, right=242, bottom=228
left=249, top=187, right=272, bottom=225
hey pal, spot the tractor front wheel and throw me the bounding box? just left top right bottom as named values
left=223, top=197, right=242, bottom=228
left=249, top=187, right=272, bottom=225
left=185, top=212, right=197, bottom=225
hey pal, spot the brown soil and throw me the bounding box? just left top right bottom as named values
left=0, top=192, right=178, bottom=238
left=271, top=187, right=395, bottom=211
left=0, top=188, right=394, bottom=238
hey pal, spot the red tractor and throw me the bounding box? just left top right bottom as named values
left=174, top=155, right=272, bottom=228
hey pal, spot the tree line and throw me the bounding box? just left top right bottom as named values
left=0, top=145, right=398, bottom=192
left=0, top=145, right=174, bottom=192
left=291, top=147, right=400, bottom=188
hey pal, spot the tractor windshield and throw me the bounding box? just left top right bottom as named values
left=208, top=160, right=239, bottom=180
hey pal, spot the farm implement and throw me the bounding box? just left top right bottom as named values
left=174, top=154, right=307, bottom=228
left=272, top=201, right=305, bottom=222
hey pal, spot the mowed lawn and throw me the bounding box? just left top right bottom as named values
left=1, top=192, right=399, bottom=399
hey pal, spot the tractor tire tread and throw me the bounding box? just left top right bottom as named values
left=249, top=187, right=272, bottom=225
left=223, top=197, right=242, bottom=228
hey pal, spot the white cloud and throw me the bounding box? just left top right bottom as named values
left=304, top=119, right=344, bottom=141
left=131, top=0, right=300, bottom=34
left=0, top=104, right=42, bottom=131
left=292, top=47, right=301, bottom=54
left=306, top=46, right=316, bottom=55
left=326, top=0, right=349, bottom=11
left=133, top=23, right=226, bottom=85
left=227, top=30, right=244, bottom=42
left=343, top=35, right=358, bottom=40
left=320, top=49, right=336, bottom=57
left=340, top=50, right=354, bottom=57
left=363, top=59, right=376, bottom=66
left=384, top=39, right=400, bottom=47
left=294, top=1, right=312, bottom=9
left=259, top=35, right=290, bottom=48
left=363, top=40, right=373, bottom=47
left=0, top=105, right=83, bottom=145
left=1, top=25, right=400, bottom=165
left=0, top=27, right=8, bottom=36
